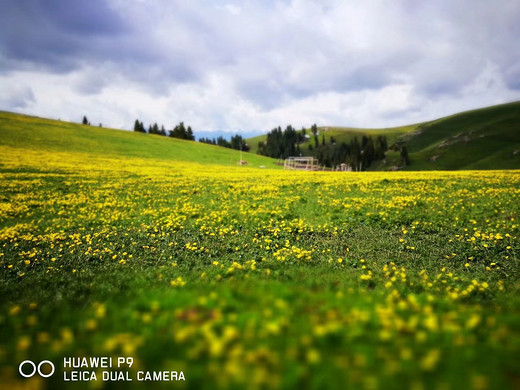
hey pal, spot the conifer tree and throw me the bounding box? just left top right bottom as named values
left=401, top=146, right=409, bottom=166
left=133, top=119, right=142, bottom=132
left=311, top=124, right=319, bottom=148
left=187, top=126, right=194, bottom=141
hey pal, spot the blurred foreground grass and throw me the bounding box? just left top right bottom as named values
left=1, top=138, right=519, bottom=389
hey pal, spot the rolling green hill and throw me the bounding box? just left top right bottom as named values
left=2, top=101, right=519, bottom=171
left=247, top=124, right=418, bottom=155
left=247, top=101, right=520, bottom=170
left=401, top=101, right=520, bottom=170
left=0, top=111, right=279, bottom=169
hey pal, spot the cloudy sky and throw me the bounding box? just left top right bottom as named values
left=1, top=0, right=519, bottom=136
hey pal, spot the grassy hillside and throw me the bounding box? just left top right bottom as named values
left=0, top=111, right=279, bottom=169
left=247, top=124, right=417, bottom=155
left=247, top=101, right=520, bottom=170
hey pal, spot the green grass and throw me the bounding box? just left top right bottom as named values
left=404, top=101, right=520, bottom=170
left=0, top=111, right=279, bottom=169
left=0, top=110, right=519, bottom=390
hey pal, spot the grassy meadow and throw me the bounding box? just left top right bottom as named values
left=0, top=112, right=278, bottom=169
left=1, top=112, right=519, bottom=389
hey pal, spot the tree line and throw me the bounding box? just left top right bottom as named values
left=132, top=117, right=251, bottom=151
left=199, top=135, right=250, bottom=152
left=84, top=115, right=253, bottom=152
left=257, top=124, right=398, bottom=171
left=133, top=119, right=195, bottom=141
left=314, top=133, right=389, bottom=171
left=257, top=125, right=306, bottom=159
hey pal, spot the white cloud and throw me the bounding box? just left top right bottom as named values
left=223, top=4, right=241, bottom=16
left=0, top=80, right=35, bottom=110
left=0, top=0, right=518, bottom=133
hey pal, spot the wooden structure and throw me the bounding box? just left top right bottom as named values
left=339, top=163, right=352, bottom=172
left=284, top=157, right=319, bottom=171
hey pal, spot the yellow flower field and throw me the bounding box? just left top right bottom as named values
left=1, top=141, right=519, bottom=389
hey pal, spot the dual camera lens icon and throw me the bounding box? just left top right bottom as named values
left=19, top=360, right=55, bottom=378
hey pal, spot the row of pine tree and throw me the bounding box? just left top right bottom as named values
left=133, top=119, right=195, bottom=141
left=257, top=124, right=402, bottom=170
left=199, top=134, right=250, bottom=152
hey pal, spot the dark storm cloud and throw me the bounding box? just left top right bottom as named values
left=0, top=0, right=206, bottom=96
left=0, top=0, right=127, bottom=70
left=0, top=0, right=518, bottom=131
left=43, top=0, right=126, bottom=36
